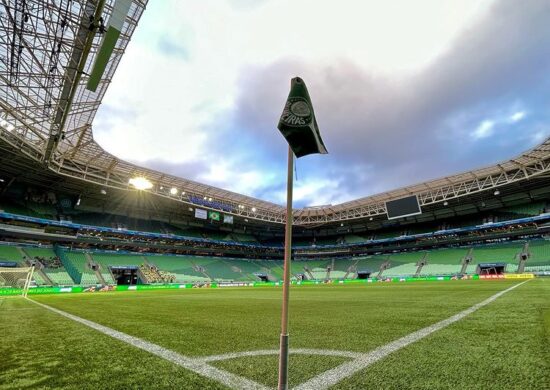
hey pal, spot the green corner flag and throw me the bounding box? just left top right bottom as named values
left=277, top=77, right=328, bottom=158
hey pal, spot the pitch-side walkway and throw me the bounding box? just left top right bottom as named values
left=28, top=280, right=529, bottom=390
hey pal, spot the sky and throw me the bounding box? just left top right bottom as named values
left=94, top=0, right=550, bottom=208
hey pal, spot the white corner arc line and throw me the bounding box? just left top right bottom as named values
left=197, top=348, right=364, bottom=363
left=294, top=280, right=531, bottom=390
left=27, top=299, right=268, bottom=390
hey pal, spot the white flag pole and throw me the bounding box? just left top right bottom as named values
left=277, top=144, right=294, bottom=390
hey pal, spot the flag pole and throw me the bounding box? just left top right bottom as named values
left=278, top=144, right=294, bottom=390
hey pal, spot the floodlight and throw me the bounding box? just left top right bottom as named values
left=251, top=207, right=257, bottom=212
left=340, top=223, right=344, bottom=227
left=494, top=189, right=500, bottom=195
left=208, top=197, right=212, bottom=201
left=170, top=187, right=178, bottom=195
left=129, top=177, right=153, bottom=190
left=203, top=196, right=207, bottom=200
left=443, top=201, right=448, bottom=206
left=369, top=217, right=373, bottom=221
left=100, top=189, right=107, bottom=195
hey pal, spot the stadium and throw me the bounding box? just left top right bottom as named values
left=0, top=1, right=549, bottom=389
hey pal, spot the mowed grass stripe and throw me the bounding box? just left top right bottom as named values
left=0, top=298, right=228, bottom=390
left=333, top=278, right=550, bottom=389
left=31, top=281, right=521, bottom=358
left=295, top=280, right=530, bottom=390
left=26, top=281, right=528, bottom=390
left=27, top=298, right=268, bottom=390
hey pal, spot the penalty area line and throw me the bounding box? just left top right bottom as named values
left=26, top=298, right=268, bottom=390
left=294, top=280, right=531, bottom=390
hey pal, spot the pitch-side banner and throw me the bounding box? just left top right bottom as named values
left=504, top=273, right=535, bottom=279
left=195, top=208, right=207, bottom=220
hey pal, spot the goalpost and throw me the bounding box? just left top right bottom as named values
left=0, top=266, right=35, bottom=297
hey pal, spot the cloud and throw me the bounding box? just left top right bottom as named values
left=509, top=111, right=526, bottom=122
left=472, top=120, right=495, bottom=139
left=221, top=0, right=550, bottom=205
left=95, top=0, right=550, bottom=207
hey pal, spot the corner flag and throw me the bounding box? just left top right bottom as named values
left=277, top=77, right=327, bottom=390
left=278, top=77, right=328, bottom=158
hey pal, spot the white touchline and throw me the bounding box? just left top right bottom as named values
left=27, top=280, right=530, bottom=390
left=27, top=299, right=269, bottom=390
left=294, top=280, right=531, bottom=390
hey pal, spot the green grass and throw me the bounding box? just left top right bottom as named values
left=214, top=355, right=351, bottom=388
left=1, top=280, right=549, bottom=389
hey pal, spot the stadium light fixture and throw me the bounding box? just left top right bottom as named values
left=443, top=201, right=449, bottom=206
left=251, top=207, right=257, bottom=212
left=100, top=189, right=107, bottom=195
left=160, top=186, right=164, bottom=190
left=369, top=217, right=373, bottom=221
left=170, top=187, right=178, bottom=195
left=208, top=197, right=213, bottom=201
left=494, top=189, right=500, bottom=196
left=129, top=177, right=153, bottom=190
left=203, top=196, right=207, bottom=200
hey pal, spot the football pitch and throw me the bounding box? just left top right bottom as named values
left=1, top=280, right=549, bottom=389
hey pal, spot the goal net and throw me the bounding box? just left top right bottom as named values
left=0, top=267, right=35, bottom=297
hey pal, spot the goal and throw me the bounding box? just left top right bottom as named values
left=0, top=266, right=35, bottom=297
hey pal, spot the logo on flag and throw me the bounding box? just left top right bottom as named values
left=277, top=77, right=328, bottom=158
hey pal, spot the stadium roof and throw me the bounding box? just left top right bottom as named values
left=1, top=0, right=550, bottom=226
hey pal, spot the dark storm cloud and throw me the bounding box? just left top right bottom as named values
left=226, top=0, right=550, bottom=204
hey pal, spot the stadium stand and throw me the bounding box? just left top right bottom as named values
left=63, top=250, right=101, bottom=285
left=0, top=245, right=23, bottom=262
left=2, top=218, right=550, bottom=285
left=24, top=247, right=74, bottom=285
left=144, top=255, right=212, bottom=283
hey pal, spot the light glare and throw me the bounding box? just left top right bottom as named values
left=129, top=177, right=153, bottom=190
